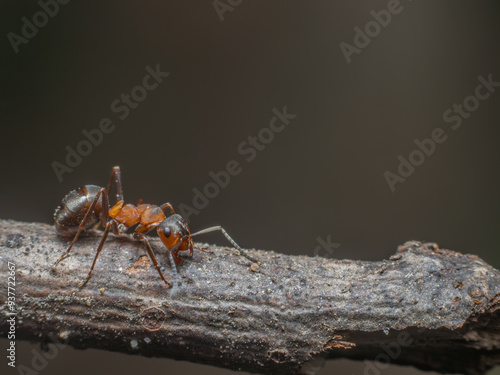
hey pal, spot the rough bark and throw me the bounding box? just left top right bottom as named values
left=0, top=219, right=499, bottom=375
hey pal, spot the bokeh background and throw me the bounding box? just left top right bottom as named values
left=1, top=1, right=500, bottom=374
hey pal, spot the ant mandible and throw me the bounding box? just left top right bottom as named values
left=53, top=166, right=258, bottom=289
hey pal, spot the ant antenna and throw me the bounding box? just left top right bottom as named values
left=191, top=226, right=259, bottom=264
left=167, top=250, right=179, bottom=295
left=166, top=240, right=186, bottom=294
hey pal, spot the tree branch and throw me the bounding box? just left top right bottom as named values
left=0, top=219, right=499, bottom=374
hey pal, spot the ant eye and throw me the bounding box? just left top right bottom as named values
left=163, top=227, right=171, bottom=237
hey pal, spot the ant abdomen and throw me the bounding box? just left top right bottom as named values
left=54, top=184, right=103, bottom=237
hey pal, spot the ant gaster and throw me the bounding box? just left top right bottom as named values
left=53, top=166, right=258, bottom=288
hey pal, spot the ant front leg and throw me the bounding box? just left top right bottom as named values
left=134, top=232, right=173, bottom=289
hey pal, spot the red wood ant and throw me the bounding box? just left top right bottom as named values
left=53, top=166, right=258, bottom=289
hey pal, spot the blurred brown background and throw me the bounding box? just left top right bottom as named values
left=1, top=1, right=500, bottom=374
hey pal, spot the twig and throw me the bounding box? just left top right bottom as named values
left=0, top=219, right=499, bottom=375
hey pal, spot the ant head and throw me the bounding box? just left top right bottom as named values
left=157, top=214, right=191, bottom=249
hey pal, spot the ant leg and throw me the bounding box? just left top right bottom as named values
left=191, top=226, right=259, bottom=263
left=134, top=233, right=173, bottom=289
left=106, top=166, right=123, bottom=204
left=79, top=220, right=113, bottom=288
left=160, top=202, right=176, bottom=215
left=54, top=188, right=107, bottom=266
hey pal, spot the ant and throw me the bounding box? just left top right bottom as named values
left=53, top=166, right=258, bottom=289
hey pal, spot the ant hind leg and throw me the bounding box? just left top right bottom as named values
left=54, top=188, right=108, bottom=267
